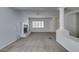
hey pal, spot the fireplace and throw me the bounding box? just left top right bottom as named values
left=24, top=24, right=28, bottom=33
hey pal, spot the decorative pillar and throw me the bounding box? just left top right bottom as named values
left=59, top=7, right=65, bottom=30
left=56, top=7, right=69, bottom=39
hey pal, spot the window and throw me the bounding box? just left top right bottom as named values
left=32, top=21, right=44, bottom=28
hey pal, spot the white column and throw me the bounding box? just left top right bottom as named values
left=59, top=7, right=65, bottom=30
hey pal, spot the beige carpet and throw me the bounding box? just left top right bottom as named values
left=0, top=32, right=68, bottom=52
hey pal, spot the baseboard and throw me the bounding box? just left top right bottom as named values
left=0, top=38, right=18, bottom=50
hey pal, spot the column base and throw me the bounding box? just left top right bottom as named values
left=56, top=28, right=70, bottom=47
left=56, top=28, right=69, bottom=36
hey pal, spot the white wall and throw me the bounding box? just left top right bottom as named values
left=21, top=11, right=59, bottom=33
left=65, top=14, right=77, bottom=36
left=0, top=7, right=21, bottom=49
left=76, top=14, right=79, bottom=36
left=57, top=31, right=79, bottom=52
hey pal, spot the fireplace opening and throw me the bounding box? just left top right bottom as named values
left=24, top=25, right=28, bottom=33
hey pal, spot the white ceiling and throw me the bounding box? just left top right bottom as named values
left=67, top=7, right=79, bottom=11
left=65, top=7, right=79, bottom=12
left=13, top=7, right=58, bottom=11
left=13, top=7, right=79, bottom=12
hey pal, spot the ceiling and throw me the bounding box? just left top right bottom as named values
left=65, top=7, right=79, bottom=13
left=67, top=7, right=79, bottom=11
left=13, top=7, right=58, bottom=11
left=12, top=7, right=79, bottom=12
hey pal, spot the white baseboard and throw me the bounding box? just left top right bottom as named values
left=0, top=38, right=18, bottom=50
